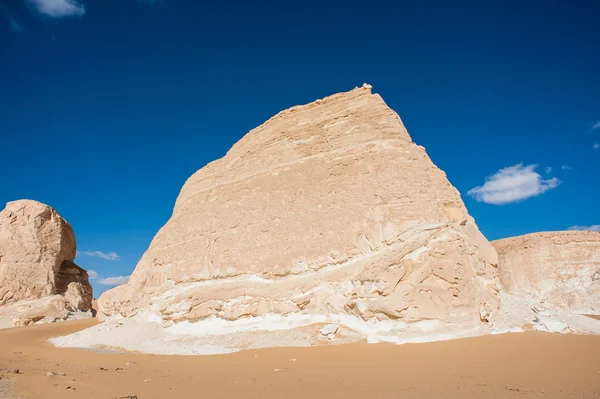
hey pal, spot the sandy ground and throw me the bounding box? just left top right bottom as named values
left=1, top=320, right=600, bottom=399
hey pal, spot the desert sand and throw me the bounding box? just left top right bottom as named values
left=2, top=320, right=600, bottom=398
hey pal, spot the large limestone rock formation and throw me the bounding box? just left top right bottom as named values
left=0, top=200, right=93, bottom=327
left=82, top=85, right=500, bottom=352
left=493, top=231, right=600, bottom=314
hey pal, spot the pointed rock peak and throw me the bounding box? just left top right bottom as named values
left=59, top=87, right=500, bottom=354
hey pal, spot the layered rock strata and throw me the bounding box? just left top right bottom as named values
left=71, top=85, right=501, bottom=351
left=493, top=231, right=600, bottom=314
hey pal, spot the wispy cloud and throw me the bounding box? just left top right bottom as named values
left=87, top=269, right=99, bottom=280
left=77, top=250, right=120, bottom=261
left=561, top=164, right=572, bottom=171
left=467, top=163, right=561, bottom=205
left=138, top=0, right=162, bottom=5
left=6, top=14, right=24, bottom=31
left=592, top=121, right=600, bottom=131
left=568, top=225, right=600, bottom=232
left=2, top=4, right=23, bottom=31
left=97, top=275, right=130, bottom=286
left=594, top=143, right=599, bottom=150
left=545, top=166, right=552, bottom=174
left=27, top=0, right=85, bottom=18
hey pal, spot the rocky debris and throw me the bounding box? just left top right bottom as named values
left=319, top=324, right=339, bottom=340
left=0, top=369, right=19, bottom=374
left=493, top=231, right=600, bottom=313
left=62, top=265, right=93, bottom=312
left=58, top=85, right=501, bottom=353
left=539, top=319, right=570, bottom=333
left=0, top=200, right=93, bottom=328
left=46, top=371, right=66, bottom=377
left=319, top=324, right=339, bottom=336
left=9, top=296, right=74, bottom=327
left=489, top=291, right=600, bottom=336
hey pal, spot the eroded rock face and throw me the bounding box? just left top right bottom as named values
left=493, top=231, right=600, bottom=313
left=0, top=200, right=93, bottom=327
left=96, top=85, right=500, bottom=350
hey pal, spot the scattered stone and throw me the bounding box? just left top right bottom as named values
left=1, top=369, right=19, bottom=374
left=319, top=324, right=339, bottom=336
left=540, top=319, right=570, bottom=333
left=45, top=371, right=65, bottom=377
left=367, top=336, right=380, bottom=344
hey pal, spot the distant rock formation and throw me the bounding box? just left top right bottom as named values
left=67, top=85, right=501, bottom=353
left=493, top=231, right=600, bottom=313
left=0, top=200, right=93, bottom=327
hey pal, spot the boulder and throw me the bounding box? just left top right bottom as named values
left=493, top=231, right=600, bottom=313
left=0, top=200, right=93, bottom=327
left=80, top=85, right=499, bottom=352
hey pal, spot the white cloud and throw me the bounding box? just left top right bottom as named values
left=592, top=121, right=600, bottom=130
left=568, top=225, right=600, bottom=232
left=87, top=269, right=99, bottom=280
left=97, top=275, right=130, bottom=286
left=561, top=164, right=572, bottom=171
left=594, top=143, right=599, bottom=150
left=545, top=166, right=552, bottom=174
left=27, top=0, right=85, bottom=18
left=467, top=163, right=561, bottom=205
left=77, top=250, right=120, bottom=261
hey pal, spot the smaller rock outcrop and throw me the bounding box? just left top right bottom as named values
left=493, top=231, right=600, bottom=314
left=0, top=200, right=93, bottom=327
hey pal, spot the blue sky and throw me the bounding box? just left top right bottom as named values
left=1, top=0, right=599, bottom=296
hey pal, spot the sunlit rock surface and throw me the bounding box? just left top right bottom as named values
left=64, top=85, right=501, bottom=352
left=0, top=200, right=92, bottom=327
left=494, top=231, right=600, bottom=314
